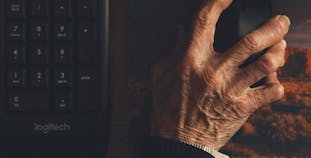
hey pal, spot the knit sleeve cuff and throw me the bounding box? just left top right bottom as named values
left=180, top=140, right=229, bottom=158
left=143, top=137, right=228, bottom=158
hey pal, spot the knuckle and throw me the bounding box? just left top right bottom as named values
left=237, top=99, right=256, bottom=115
left=273, top=84, right=285, bottom=100
left=241, top=34, right=259, bottom=52
left=275, top=45, right=286, bottom=67
left=279, top=50, right=286, bottom=67
left=273, top=40, right=287, bottom=53
left=196, top=9, right=214, bottom=29
left=271, top=41, right=286, bottom=55
left=258, top=54, right=278, bottom=73
left=269, top=40, right=287, bottom=67
left=196, top=0, right=233, bottom=28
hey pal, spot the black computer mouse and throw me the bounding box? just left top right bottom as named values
left=214, top=0, right=272, bottom=87
left=215, top=0, right=272, bottom=53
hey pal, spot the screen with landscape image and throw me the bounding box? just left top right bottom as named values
left=126, top=0, right=311, bottom=157
left=221, top=2, right=311, bottom=156
left=222, top=33, right=311, bottom=156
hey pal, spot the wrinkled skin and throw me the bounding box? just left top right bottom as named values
left=150, top=0, right=290, bottom=150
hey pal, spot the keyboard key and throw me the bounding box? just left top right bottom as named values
left=31, top=23, right=49, bottom=41
left=8, top=70, right=26, bottom=88
left=31, top=70, right=49, bottom=88
left=78, top=23, right=98, bottom=64
left=55, top=70, right=73, bottom=88
left=8, top=92, right=49, bottom=112
left=7, top=0, right=26, bottom=17
left=55, top=94, right=73, bottom=111
left=7, top=46, right=26, bottom=64
left=31, top=47, right=49, bottom=64
left=54, top=46, right=72, bottom=64
left=7, top=94, right=23, bottom=111
left=31, top=0, right=49, bottom=16
left=78, top=70, right=99, bottom=111
left=78, top=0, right=98, bottom=17
left=7, top=23, right=26, bottom=40
left=54, top=0, right=71, bottom=17
left=54, top=23, right=72, bottom=41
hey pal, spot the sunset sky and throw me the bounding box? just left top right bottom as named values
left=272, top=0, right=311, bottom=48
left=286, top=23, right=311, bottom=48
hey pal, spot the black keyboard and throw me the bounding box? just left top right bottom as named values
left=0, top=0, right=109, bottom=157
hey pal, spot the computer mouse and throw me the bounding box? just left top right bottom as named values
left=215, top=0, right=272, bottom=53
left=214, top=0, right=272, bottom=87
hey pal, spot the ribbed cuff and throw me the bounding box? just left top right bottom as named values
left=181, top=141, right=229, bottom=158
left=142, top=137, right=215, bottom=158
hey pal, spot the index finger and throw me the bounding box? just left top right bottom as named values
left=188, top=0, right=233, bottom=56
left=224, top=15, right=290, bottom=67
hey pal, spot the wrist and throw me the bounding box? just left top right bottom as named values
left=173, top=126, right=225, bottom=151
left=149, top=131, right=230, bottom=158
left=151, top=117, right=249, bottom=151
left=151, top=126, right=224, bottom=150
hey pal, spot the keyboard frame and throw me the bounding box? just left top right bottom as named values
left=0, top=0, right=110, bottom=157
left=0, top=0, right=5, bottom=114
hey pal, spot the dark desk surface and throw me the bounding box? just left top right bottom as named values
left=106, top=0, right=133, bottom=157
left=106, top=0, right=193, bottom=157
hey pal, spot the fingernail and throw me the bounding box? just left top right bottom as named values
left=278, top=15, right=291, bottom=28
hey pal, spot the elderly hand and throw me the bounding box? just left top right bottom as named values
left=150, top=0, right=290, bottom=150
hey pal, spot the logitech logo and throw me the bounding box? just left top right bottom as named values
left=34, top=123, right=71, bottom=134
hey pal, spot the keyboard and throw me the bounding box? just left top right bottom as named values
left=0, top=0, right=109, bottom=157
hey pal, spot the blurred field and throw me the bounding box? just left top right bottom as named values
left=222, top=47, right=311, bottom=157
